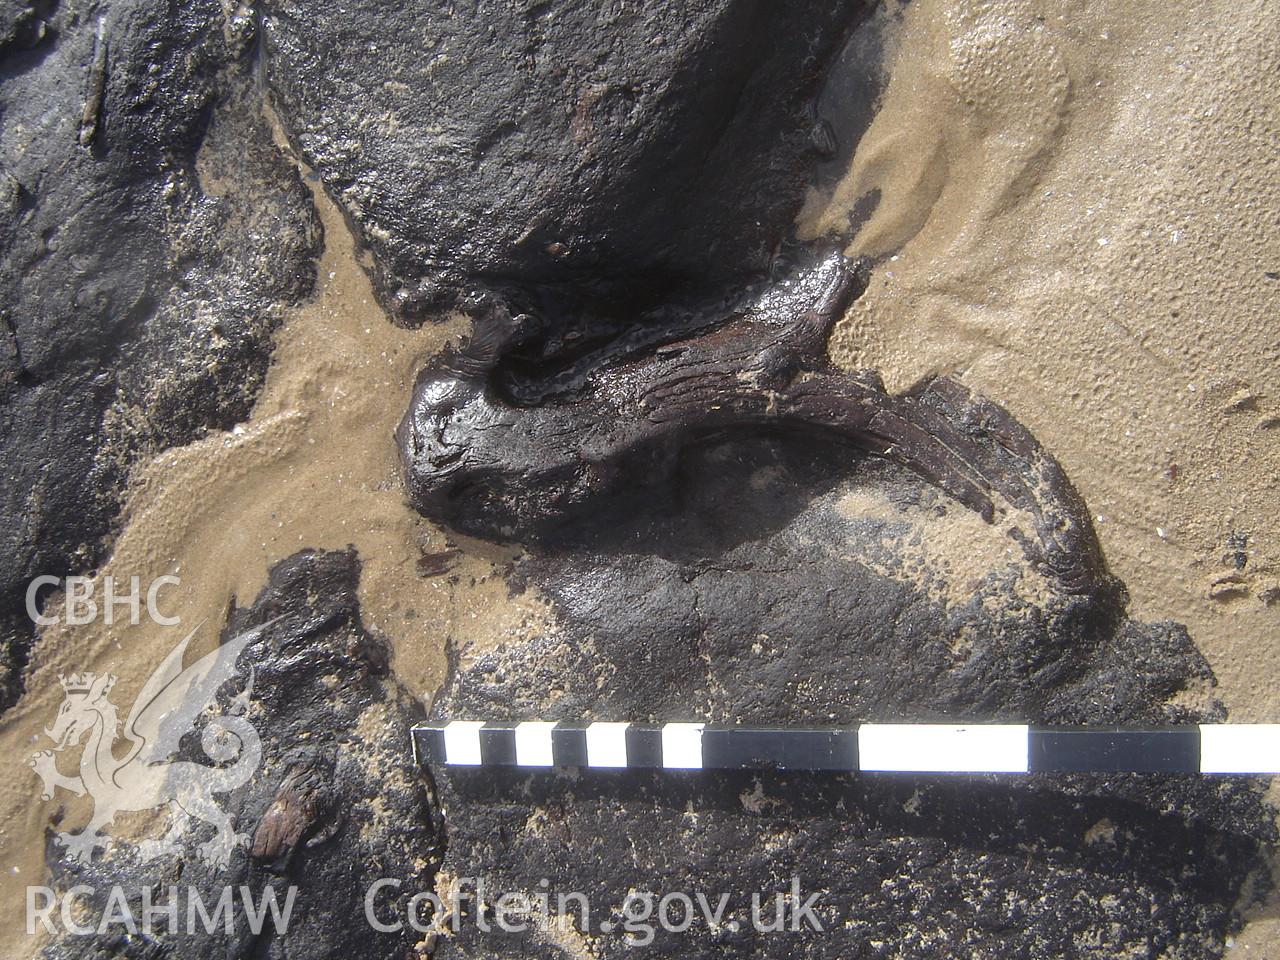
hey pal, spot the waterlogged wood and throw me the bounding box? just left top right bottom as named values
left=400, top=250, right=1105, bottom=593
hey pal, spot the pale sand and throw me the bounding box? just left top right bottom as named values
left=805, top=0, right=1280, bottom=951
left=0, top=0, right=1276, bottom=954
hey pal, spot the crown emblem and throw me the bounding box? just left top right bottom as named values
left=58, top=673, right=104, bottom=694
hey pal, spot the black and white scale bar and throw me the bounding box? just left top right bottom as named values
left=411, top=723, right=1280, bottom=774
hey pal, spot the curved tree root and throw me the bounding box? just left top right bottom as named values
left=399, top=251, right=1110, bottom=595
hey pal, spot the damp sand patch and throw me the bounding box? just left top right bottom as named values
left=0, top=143, right=554, bottom=958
